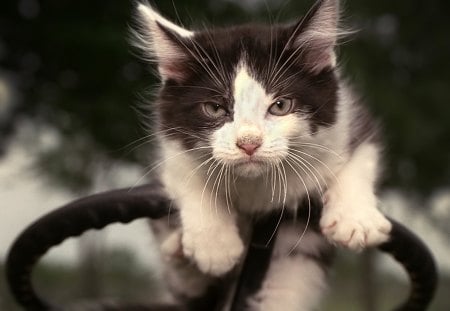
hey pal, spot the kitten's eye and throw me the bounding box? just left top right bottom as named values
left=202, top=102, right=228, bottom=118
left=268, top=98, right=294, bottom=116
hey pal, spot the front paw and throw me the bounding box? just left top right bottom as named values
left=320, top=192, right=392, bottom=251
left=182, top=228, right=244, bottom=276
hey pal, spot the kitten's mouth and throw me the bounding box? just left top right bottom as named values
left=235, top=157, right=265, bottom=166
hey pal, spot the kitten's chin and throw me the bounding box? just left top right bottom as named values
left=233, top=161, right=267, bottom=178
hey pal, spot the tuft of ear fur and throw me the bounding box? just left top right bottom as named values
left=291, top=0, right=344, bottom=73
left=133, top=2, right=194, bottom=81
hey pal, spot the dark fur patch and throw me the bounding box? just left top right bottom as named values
left=349, top=102, right=381, bottom=151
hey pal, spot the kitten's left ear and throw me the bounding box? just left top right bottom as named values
left=290, top=0, right=342, bottom=73
left=133, top=3, right=194, bottom=81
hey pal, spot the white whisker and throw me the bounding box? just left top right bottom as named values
left=225, top=164, right=233, bottom=214
left=211, top=160, right=226, bottom=215
left=201, top=159, right=221, bottom=215
left=280, top=161, right=288, bottom=207
left=292, top=141, right=343, bottom=159
left=287, top=152, right=326, bottom=195
left=290, top=148, right=342, bottom=190
left=284, top=159, right=312, bottom=255
left=130, top=145, right=212, bottom=190
left=184, top=155, right=215, bottom=187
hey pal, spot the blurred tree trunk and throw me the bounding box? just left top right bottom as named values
left=360, top=249, right=377, bottom=311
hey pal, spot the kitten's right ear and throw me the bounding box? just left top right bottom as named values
left=288, top=0, right=342, bottom=74
left=133, top=3, right=194, bottom=81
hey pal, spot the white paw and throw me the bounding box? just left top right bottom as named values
left=182, top=227, right=244, bottom=276
left=320, top=191, right=392, bottom=251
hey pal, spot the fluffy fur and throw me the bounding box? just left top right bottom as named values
left=134, top=0, right=392, bottom=309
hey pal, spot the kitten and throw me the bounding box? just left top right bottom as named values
left=134, top=0, right=392, bottom=309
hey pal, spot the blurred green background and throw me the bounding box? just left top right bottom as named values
left=0, top=0, right=449, bottom=310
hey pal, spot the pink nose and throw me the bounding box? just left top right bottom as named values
left=237, top=143, right=260, bottom=156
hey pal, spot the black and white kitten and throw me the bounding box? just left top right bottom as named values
left=134, top=0, right=392, bottom=309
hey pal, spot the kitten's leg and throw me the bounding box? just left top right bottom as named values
left=160, top=229, right=216, bottom=300
left=161, top=142, right=244, bottom=276
left=320, top=142, right=392, bottom=250
left=151, top=216, right=218, bottom=302
left=178, top=192, right=244, bottom=276
left=247, top=225, right=332, bottom=311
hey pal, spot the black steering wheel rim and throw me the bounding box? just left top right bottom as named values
left=5, top=182, right=438, bottom=310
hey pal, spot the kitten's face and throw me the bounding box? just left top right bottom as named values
left=136, top=0, right=340, bottom=178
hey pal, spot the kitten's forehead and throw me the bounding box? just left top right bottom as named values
left=191, top=24, right=286, bottom=71
left=190, top=25, right=291, bottom=97
left=233, top=61, right=271, bottom=123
